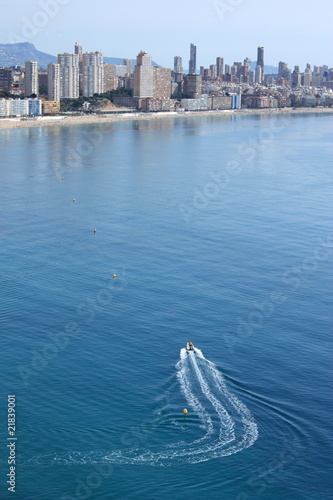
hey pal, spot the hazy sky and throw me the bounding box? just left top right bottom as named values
left=1, top=0, right=332, bottom=70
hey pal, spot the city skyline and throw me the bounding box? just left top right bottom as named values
left=0, top=0, right=332, bottom=71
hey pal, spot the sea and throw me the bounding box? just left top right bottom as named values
left=0, top=111, right=332, bottom=500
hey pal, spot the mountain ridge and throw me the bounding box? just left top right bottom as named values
left=0, top=42, right=161, bottom=69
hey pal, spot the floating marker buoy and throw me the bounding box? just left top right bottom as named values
left=113, top=274, right=117, bottom=279
left=183, top=408, right=188, bottom=415
left=93, top=229, right=97, bottom=233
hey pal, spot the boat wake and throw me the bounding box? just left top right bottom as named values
left=28, top=348, right=258, bottom=466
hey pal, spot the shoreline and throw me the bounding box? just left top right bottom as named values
left=0, top=107, right=332, bottom=131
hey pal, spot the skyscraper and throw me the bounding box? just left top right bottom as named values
left=174, top=56, right=183, bottom=74
left=255, top=64, right=262, bottom=84
left=216, top=57, right=224, bottom=78
left=74, top=42, right=83, bottom=91
left=25, top=60, right=38, bottom=96
left=58, top=53, right=80, bottom=98
left=256, top=46, right=264, bottom=82
left=74, top=42, right=82, bottom=60
left=47, top=63, right=60, bottom=101
left=82, top=52, right=104, bottom=97
left=189, top=44, right=197, bottom=74
left=133, top=52, right=154, bottom=98
left=153, top=67, right=171, bottom=99
left=257, top=47, right=264, bottom=69
left=123, top=59, right=132, bottom=74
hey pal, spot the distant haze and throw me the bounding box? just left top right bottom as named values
left=0, top=0, right=331, bottom=70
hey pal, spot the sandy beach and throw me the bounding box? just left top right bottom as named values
left=0, top=107, right=332, bottom=130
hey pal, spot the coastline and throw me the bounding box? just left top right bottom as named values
left=0, top=107, right=332, bottom=131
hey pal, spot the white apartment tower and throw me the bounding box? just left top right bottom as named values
left=58, top=53, right=80, bottom=98
left=133, top=52, right=154, bottom=98
left=47, top=63, right=60, bottom=101
left=82, top=52, right=104, bottom=97
left=25, top=60, right=38, bottom=96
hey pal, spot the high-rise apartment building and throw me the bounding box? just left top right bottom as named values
left=0, top=68, right=13, bottom=92
left=216, top=57, right=224, bottom=77
left=257, top=47, right=264, bottom=69
left=25, top=60, right=38, bottom=96
left=189, top=44, right=197, bottom=74
left=174, top=56, right=183, bottom=74
left=133, top=52, right=154, bottom=98
left=256, top=46, right=264, bottom=82
left=123, top=59, right=132, bottom=74
left=184, top=73, right=202, bottom=98
left=74, top=42, right=82, bottom=61
left=153, top=67, right=171, bottom=99
left=103, top=64, right=117, bottom=91
left=244, top=57, right=251, bottom=71
left=82, top=52, right=104, bottom=97
left=292, top=66, right=301, bottom=86
left=58, top=53, right=80, bottom=98
left=74, top=42, right=83, bottom=91
left=255, top=64, right=262, bottom=84
left=47, top=63, right=60, bottom=101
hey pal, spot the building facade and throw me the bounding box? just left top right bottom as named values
left=153, top=67, right=171, bottom=100
left=25, top=60, right=38, bottom=96
left=82, top=52, right=104, bottom=97
left=47, top=63, right=60, bottom=101
left=0, top=68, right=13, bottom=92
left=133, top=52, right=154, bottom=98
left=189, top=43, right=197, bottom=74
left=216, top=57, right=224, bottom=78
left=58, top=53, right=80, bottom=99
left=183, top=74, right=202, bottom=98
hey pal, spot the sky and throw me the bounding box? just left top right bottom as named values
left=1, top=0, right=332, bottom=70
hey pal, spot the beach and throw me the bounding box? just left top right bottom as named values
left=0, top=106, right=332, bottom=130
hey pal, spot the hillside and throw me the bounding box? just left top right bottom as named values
left=0, top=42, right=57, bottom=68
left=0, top=43, right=160, bottom=69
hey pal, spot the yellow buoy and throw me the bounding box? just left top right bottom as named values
left=183, top=408, right=188, bottom=415
left=113, top=274, right=117, bottom=279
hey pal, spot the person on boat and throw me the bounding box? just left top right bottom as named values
left=188, top=341, right=194, bottom=350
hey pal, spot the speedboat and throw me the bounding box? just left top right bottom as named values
left=186, top=341, right=194, bottom=351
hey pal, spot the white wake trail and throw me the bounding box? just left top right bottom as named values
left=28, top=347, right=258, bottom=466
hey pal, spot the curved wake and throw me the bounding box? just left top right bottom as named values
left=28, top=348, right=258, bottom=466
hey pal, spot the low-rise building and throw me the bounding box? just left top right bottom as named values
left=42, top=100, right=60, bottom=115
left=0, top=98, right=11, bottom=116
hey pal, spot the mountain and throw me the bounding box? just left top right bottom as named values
left=0, top=42, right=57, bottom=68
left=251, top=61, right=278, bottom=74
left=0, top=43, right=160, bottom=69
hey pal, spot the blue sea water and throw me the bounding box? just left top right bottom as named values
left=0, top=111, right=332, bottom=500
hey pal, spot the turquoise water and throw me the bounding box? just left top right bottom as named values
left=0, top=112, right=332, bottom=499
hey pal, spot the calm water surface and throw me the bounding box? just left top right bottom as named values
left=0, top=112, right=332, bottom=499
